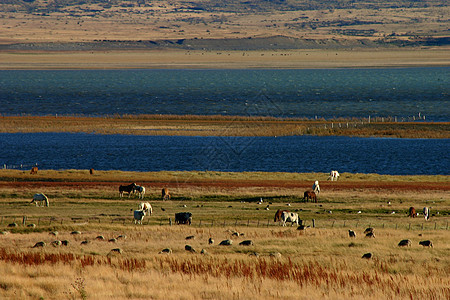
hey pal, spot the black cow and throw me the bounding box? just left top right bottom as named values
left=175, top=212, right=192, bottom=225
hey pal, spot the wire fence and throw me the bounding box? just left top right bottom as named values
left=1, top=216, right=448, bottom=231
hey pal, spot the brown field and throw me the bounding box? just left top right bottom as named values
left=0, top=170, right=449, bottom=299
left=1, top=115, right=449, bottom=138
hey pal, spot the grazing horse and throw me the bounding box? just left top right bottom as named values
left=162, top=187, right=171, bottom=200
left=303, top=191, right=317, bottom=203
left=408, top=207, right=416, bottom=218
left=119, top=183, right=137, bottom=198
left=138, top=202, right=152, bottom=215
left=133, top=185, right=146, bottom=199
left=89, top=168, right=94, bottom=175
left=281, top=211, right=299, bottom=227
left=30, top=166, right=38, bottom=174
left=328, top=170, right=340, bottom=181
left=423, top=207, right=430, bottom=221
left=274, top=209, right=290, bottom=224
left=312, top=181, right=320, bottom=194
left=31, top=193, right=49, bottom=207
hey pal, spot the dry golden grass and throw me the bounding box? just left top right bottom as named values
left=0, top=115, right=448, bottom=138
left=0, top=170, right=448, bottom=299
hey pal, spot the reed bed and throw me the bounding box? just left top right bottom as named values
left=0, top=115, right=448, bottom=138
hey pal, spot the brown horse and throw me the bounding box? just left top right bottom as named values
left=408, top=206, right=416, bottom=218
left=303, top=190, right=317, bottom=203
left=162, top=187, right=171, bottom=200
left=30, top=166, right=38, bottom=174
left=274, top=209, right=290, bottom=223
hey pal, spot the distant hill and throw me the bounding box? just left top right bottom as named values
left=1, top=0, right=448, bottom=50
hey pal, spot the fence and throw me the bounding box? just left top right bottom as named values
left=1, top=216, right=448, bottom=231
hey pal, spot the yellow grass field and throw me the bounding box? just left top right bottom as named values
left=0, top=170, right=449, bottom=299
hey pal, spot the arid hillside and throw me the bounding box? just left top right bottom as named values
left=1, top=0, right=448, bottom=50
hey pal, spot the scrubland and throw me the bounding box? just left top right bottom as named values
left=0, top=169, right=449, bottom=299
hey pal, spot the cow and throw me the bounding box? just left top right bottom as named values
left=398, top=239, right=412, bottom=247
left=162, top=187, right=171, bottom=200
left=423, top=207, right=430, bottom=221
left=303, top=190, right=317, bottom=203
left=175, top=212, right=192, bottom=225
left=30, top=166, right=38, bottom=174
left=138, top=202, right=152, bottom=215
left=348, top=230, right=356, bottom=238
left=312, top=180, right=320, bottom=194
left=274, top=209, right=289, bottom=224
left=31, top=193, right=49, bottom=207
left=133, top=210, right=146, bottom=224
left=419, top=240, right=433, bottom=247
left=281, top=211, right=299, bottom=227
left=133, top=185, right=146, bottom=199
left=408, top=207, right=416, bottom=218
left=328, top=170, right=340, bottom=181
left=119, top=183, right=136, bottom=198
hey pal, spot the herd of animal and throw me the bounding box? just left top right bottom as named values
left=28, top=170, right=435, bottom=230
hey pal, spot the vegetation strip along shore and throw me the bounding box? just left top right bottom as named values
left=1, top=115, right=449, bottom=138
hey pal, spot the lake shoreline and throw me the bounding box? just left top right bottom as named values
left=1, top=48, right=449, bottom=70
left=1, top=115, right=448, bottom=139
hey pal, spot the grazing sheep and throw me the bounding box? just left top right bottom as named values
left=365, top=232, right=375, bottom=238
left=110, top=248, right=123, bottom=255
left=61, top=240, right=69, bottom=246
left=348, top=230, right=356, bottom=238
left=51, top=240, right=62, bottom=247
left=362, top=253, right=372, bottom=259
left=81, top=240, right=90, bottom=245
left=398, top=239, right=412, bottom=247
left=108, top=238, right=117, bottom=243
left=96, top=235, right=105, bottom=240
left=208, top=238, right=214, bottom=245
left=364, top=227, right=374, bottom=235
left=71, top=231, right=82, bottom=235
left=419, top=240, right=433, bottom=247
left=239, top=240, right=254, bottom=246
left=185, top=235, right=195, bottom=240
left=27, top=224, right=36, bottom=228
left=32, top=241, right=46, bottom=248
left=185, top=245, right=196, bottom=253
left=159, top=248, right=172, bottom=254
left=219, top=239, right=233, bottom=246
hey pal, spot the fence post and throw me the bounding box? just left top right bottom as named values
left=22, top=216, right=27, bottom=226
left=408, top=223, right=411, bottom=230
left=343, top=221, right=346, bottom=227
left=332, top=221, right=335, bottom=228
left=312, top=219, right=315, bottom=228
left=434, top=222, right=437, bottom=230
left=257, top=220, right=260, bottom=227
left=199, top=220, right=202, bottom=227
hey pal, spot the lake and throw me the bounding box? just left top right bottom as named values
left=0, top=68, right=449, bottom=121
left=1, top=133, right=448, bottom=175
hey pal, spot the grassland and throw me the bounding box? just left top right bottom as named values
left=1, top=115, right=449, bottom=138
left=0, top=169, right=449, bottom=299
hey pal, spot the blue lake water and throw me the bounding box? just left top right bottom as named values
left=0, top=68, right=449, bottom=121
left=1, top=133, right=448, bottom=175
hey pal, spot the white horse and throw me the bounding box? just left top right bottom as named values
left=281, top=211, right=299, bottom=226
left=328, top=170, right=340, bottom=181
left=423, top=207, right=430, bottom=221
left=138, top=202, right=152, bottom=215
left=31, top=193, right=49, bottom=207
left=312, top=180, right=320, bottom=194
left=133, top=185, right=146, bottom=199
